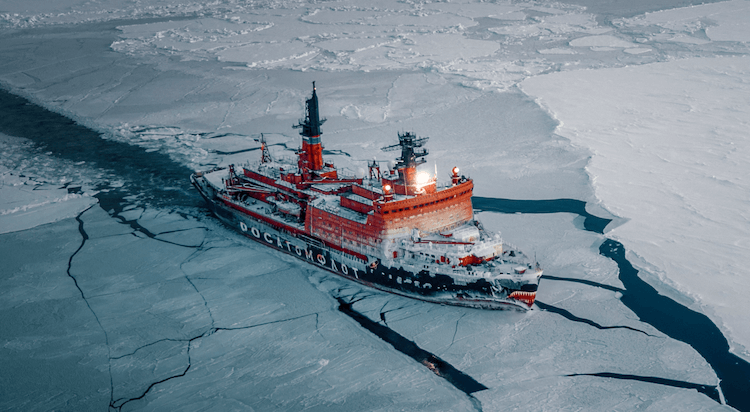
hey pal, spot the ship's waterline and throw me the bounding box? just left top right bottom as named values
left=192, top=83, right=542, bottom=309
left=193, top=173, right=536, bottom=310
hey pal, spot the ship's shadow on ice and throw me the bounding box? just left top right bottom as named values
left=475, top=196, right=750, bottom=411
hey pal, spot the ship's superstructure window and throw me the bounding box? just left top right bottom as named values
left=193, top=83, right=540, bottom=312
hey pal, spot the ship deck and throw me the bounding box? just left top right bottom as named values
left=224, top=195, right=306, bottom=232
left=311, top=195, right=369, bottom=224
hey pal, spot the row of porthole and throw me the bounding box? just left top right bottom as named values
left=381, top=271, right=432, bottom=289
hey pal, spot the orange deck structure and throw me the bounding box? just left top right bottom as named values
left=192, top=83, right=542, bottom=310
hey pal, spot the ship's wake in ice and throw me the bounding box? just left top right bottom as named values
left=2, top=0, right=750, bottom=409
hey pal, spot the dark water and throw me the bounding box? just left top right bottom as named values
left=337, top=298, right=488, bottom=396
left=601, top=239, right=750, bottom=411
left=473, top=197, right=611, bottom=233
left=0, top=88, right=197, bottom=210
left=3, top=87, right=749, bottom=411
left=475, top=197, right=750, bottom=411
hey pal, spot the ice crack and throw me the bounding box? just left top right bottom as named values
left=377, top=298, right=418, bottom=326
left=66, top=205, right=116, bottom=410
left=448, top=313, right=468, bottom=350
left=600, top=239, right=750, bottom=411
left=110, top=339, right=194, bottom=411
left=567, top=372, right=722, bottom=403
left=542, top=274, right=625, bottom=293
left=109, top=312, right=320, bottom=411
left=536, top=300, right=653, bottom=336
left=180, top=249, right=216, bottom=327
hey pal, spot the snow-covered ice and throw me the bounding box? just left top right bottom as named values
left=521, top=55, right=750, bottom=358
left=1, top=0, right=749, bottom=410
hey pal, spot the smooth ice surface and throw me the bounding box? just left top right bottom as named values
left=1, top=0, right=749, bottom=410
left=0, top=205, right=477, bottom=411
left=521, top=55, right=750, bottom=358
left=619, top=0, right=750, bottom=43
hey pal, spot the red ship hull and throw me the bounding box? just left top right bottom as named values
left=191, top=83, right=542, bottom=309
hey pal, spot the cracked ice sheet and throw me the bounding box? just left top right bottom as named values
left=319, top=212, right=726, bottom=411
left=0, top=201, right=475, bottom=410
left=0, top=217, right=111, bottom=411
left=0, top=0, right=746, bottom=409
left=113, top=212, right=476, bottom=410
left=309, top=79, right=591, bottom=201
left=0, top=0, right=665, bottom=181
left=322, top=289, right=727, bottom=411
left=124, top=312, right=474, bottom=411
left=520, top=55, right=750, bottom=360
left=617, top=0, right=750, bottom=43
left=114, top=14, right=498, bottom=73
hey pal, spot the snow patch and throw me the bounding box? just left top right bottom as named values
left=521, top=55, right=750, bottom=358
left=569, top=35, right=635, bottom=48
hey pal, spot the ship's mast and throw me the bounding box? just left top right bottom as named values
left=392, top=131, right=428, bottom=170
left=294, top=82, right=327, bottom=171
left=259, top=134, right=272, bottom=164
left=368, top=159, right=381, bottom=180
left=381, top=132, right=429, bottom=195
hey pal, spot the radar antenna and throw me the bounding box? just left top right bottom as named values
left=380, top=131, right=429, bottom=169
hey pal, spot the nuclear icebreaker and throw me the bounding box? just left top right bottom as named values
left=191, top=83, right=542, bottom=309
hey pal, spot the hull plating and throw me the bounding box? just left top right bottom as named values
left=192, top=175, right=531, bottom=311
